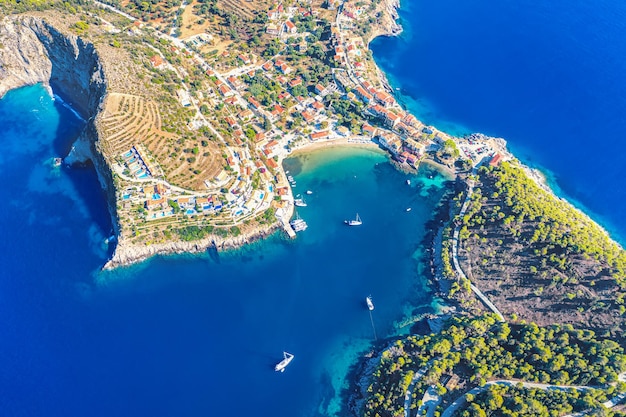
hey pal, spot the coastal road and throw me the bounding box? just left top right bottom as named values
left=451, top=170, right=505, bottom=322
left=403, top=366, right=430, bottom=417
left=440, top=380, right=595, bottom=417
left=93, top=0, right=136, bottom=21
left=415, top=386, right=441, bottom=417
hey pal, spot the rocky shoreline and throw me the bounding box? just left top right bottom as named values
left=103, top=223, right=281, bottom=270
left=1, top=4, right=620, bottom=278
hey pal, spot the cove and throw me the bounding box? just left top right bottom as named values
left=0, top=84, right=449, bottom=417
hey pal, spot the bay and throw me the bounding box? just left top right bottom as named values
left=0, top=85, right=448, bottom=416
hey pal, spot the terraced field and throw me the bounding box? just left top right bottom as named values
left=99, top=93, right=223, bottom=191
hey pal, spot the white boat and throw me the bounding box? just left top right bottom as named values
left=406, top=208, right=412, bottom=212
left=366, top=296, right=374, bottom=311
left=291, top=220, right=307, bottom=232
left=294, top=195, right=307, bottom=207
left=275, top=351, right=295, bottom=372
left=305, top=190, right=313, bottom=195
left=290, top=214, right=308, bottom=232
left=53, top=157, right=63, bottom=167
left=345, top=213, right=362, bottom=226
left=406, top=179, right=411, bottom=185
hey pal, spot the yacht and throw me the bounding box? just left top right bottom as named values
left=275, top=351, right=295, bottom=372
left=305, top=190, right=313, bottom=195
left=345, top=213, right=362, bottom=226
left=406, top=208, right=412, bottom=212
left=294, top=195, right=307, bottom=207
left=290, top=214, right=308, bottom=232
left=406, top=179, right=411, bottom=186
left=366, top=296, right=374, bottom=311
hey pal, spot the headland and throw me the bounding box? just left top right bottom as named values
left=0, top=0, right=481, bottom=270
left=2, top=0, right=626, bottom=415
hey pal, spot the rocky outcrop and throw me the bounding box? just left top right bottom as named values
left=104, top=224, right=281, bottom=270
left=0, top=15, right=119, bottom=250
left=0, top=17, right=52, bottom=99
left=367, top=0, right=402, bottom=45
left=0, top=16, right=106, bottom=115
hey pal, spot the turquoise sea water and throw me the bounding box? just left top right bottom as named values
left=370, top=0, right=626, bottom=243
left=0, top=85, right=449, bottom=416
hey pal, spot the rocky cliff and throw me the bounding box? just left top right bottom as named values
left=0, top=15, right=119, bottom=244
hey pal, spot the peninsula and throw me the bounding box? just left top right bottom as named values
left=0, top=0, right=502, bottom=269
left=3, top=0, right=626, bottom=415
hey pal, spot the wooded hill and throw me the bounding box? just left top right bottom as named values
left=362, top=315, right=626, bottom=417
left=457, top=162, right=626, bottom=335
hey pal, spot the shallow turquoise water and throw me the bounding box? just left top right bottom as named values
left=0, top=85, right=450, bottom=416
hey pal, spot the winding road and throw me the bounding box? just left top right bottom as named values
left=439, top=373, right=626, bottom=417
left=451, top=168, right=505, bottom=322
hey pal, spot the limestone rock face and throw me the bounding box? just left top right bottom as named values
left=0, top=17, right=52, bottom=98
left=0, top=15, right=119, bottom=244
left=0, top=16, right=107, bottom=116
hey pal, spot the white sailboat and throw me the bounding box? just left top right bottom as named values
left=366, top=296, right=374, bottom=311
left=294, top=194, right=307, bottom=207
left=345, top=213, right=362, bottom=226
left=290, top=212, right=308, bottom=232
left=275, top=351, right=295, bottom=372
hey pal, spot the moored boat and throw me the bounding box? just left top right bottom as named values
left=275, top=351, right=295, bottom=372
left=290, top=213, right=308, bottom=232
left=294, top=195, right=307, bottom=207
left=305, top=190, right=313, bottom=195
left=344, top=213, right=362, bottom=226
left=366, top=296, right=374, bottom=311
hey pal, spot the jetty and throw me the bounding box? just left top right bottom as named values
left=275, top=207, right=297, bottom=239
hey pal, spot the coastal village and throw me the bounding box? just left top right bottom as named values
left=3, top=1, right=626, bottom=416
left=86, top=0, right=506, bottom=249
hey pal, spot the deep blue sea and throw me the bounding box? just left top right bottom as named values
left=371, top=0, right=626, bottom=243
left=0, top=85, right=449, bottom=416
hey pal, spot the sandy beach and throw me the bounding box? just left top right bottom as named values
left=288, top=137, right=383, bottom=158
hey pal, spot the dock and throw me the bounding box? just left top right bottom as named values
left=275, top=207, right=296, bottom=238
left=283, top=221, right=296, bottom=238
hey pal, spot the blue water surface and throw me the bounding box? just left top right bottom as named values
left=371, top=0, right=626, bottom=242
left=0, top=85, right=448, bottom=416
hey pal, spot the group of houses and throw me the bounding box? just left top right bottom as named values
left=143, top=183, right=225, bottom=220
left=266, top=2, right=314, bottom=37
